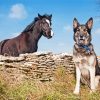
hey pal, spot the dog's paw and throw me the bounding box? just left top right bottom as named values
left=73, top=90, right=79, bottom=95
left=90, top=89, right=96, bottom=94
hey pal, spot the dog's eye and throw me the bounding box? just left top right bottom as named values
left=83, top=29, right=87, bottom=32
left=84, top=33, right=89, bottom=38
left=75, top=33, right=79, bottom=37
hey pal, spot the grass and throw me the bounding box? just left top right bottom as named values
left=0, top=66, right=100, bottom=100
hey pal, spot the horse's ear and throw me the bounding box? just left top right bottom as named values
left=73, top=18, right=79, bottom=29
left=86, top=17, right=93, bottom=29
left=50, top=14, right=52, bottom=19
left=38, top=13, right=42, bottom=19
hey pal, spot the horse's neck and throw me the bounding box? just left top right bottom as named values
left=19, top=21, right=42, bottom=48
left=32, top=22, right=42, bottom=42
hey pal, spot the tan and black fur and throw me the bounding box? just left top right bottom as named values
left=73, top=17, right=100, bottom=94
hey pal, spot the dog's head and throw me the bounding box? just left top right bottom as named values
left=73, top=18, right=93, bottom=46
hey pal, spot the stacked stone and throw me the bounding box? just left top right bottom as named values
left=21, top=52, right=55, bottom=81
left=0, top=52, right=75, bottom=82
left=52, top=53, right=75, bottom=74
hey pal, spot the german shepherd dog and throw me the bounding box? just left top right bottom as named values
left=73, top=18, right=100, bottom=94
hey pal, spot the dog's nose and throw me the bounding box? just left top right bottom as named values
left=80, top=35, right=83, bottom=40
left=80, top=35, right=83, bottom=38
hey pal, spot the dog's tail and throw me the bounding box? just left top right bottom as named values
left=95, top=57, right=100, bottom=76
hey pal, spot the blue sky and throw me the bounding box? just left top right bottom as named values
left=0, top=0, right=100, bottom=55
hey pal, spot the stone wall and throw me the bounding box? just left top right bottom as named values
left=0, top=52, right=99, bottom=84
left=0, top=52, right=75, bottom=83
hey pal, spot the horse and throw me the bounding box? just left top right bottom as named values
left=0, top=14, right=54, bottom=56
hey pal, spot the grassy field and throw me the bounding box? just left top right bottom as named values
left=0, top=67, right=100, bottom=100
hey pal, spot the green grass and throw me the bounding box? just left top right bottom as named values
left=0, top=67, right=100, bottom=100
left=0, top=79, right=36, bottom=100
left=7, top=81, right=36, bottom=100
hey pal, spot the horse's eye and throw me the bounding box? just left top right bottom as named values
left=42, top=22, right=45, bottom=24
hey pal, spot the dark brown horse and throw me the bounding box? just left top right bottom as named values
left=0, top=14, right=54, bottom=56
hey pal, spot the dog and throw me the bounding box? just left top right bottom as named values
left=73, top=17, right=100, bottom=94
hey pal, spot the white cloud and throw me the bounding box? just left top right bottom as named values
left=63, top=25, right=72, bottom=33
left=58, top=43, right=65, bottom=46
left=94, top=28, right=100, bottom=34
left=9, top=4, right=27, bottom=19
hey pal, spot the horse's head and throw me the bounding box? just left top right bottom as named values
left=38, top=14, right=54, bottom=39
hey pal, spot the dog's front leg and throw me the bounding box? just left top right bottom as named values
left=74, top=66, right=81, bottom=94
left=89, top=67, right=96, bottom=93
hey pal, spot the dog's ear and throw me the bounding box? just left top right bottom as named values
left=73, top=18, right=79, bottom=29
left=86, top=17, right=93, bottom=29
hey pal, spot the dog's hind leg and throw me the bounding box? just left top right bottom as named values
left=95, top=60, right=100, bottom=88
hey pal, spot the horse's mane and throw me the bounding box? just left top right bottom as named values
left=22, top=17, right=39, bottom=33
left=22, top=14, right=51, bottom=33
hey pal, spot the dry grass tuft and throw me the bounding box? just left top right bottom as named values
left=0, top=66, right=100, bottom=100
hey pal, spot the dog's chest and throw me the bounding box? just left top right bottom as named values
left=74, top=55, right=95, bottom=70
